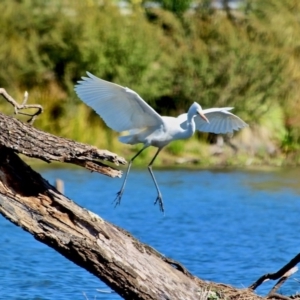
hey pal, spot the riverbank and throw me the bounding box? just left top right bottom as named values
left=23, top=130, right=300, bottom=172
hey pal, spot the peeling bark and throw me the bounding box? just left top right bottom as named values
left=0, top=112, right=125, bottom=177
left=0, top=147, right=204, bottom=299
left=0, top=102, right=268, bottom=299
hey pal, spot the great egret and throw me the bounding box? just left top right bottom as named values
left=75, top=72, right=247, bottom=212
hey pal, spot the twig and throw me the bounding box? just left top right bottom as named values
left=267, top=293, right=293, bottom=300
left=96, top=289, right=115, bottom=294
left=0, top=88, right=43, bottom=124
left=249, top=253, right=300, bottom=290
left=268, top=267, right=298, bottom=296
left=293, top=278, right=300, bottom=284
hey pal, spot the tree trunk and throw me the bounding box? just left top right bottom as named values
left=0, top=107, right=264, bottom=299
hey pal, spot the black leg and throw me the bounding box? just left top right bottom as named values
left=114, top=146, right=148, bottom=207
left=148, top=148, right=164, bottom=212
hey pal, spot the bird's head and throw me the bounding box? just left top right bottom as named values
left=191, top=102, right=209, bottom=123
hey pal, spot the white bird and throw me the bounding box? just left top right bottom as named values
left=75, top=72, right=248, bottom=212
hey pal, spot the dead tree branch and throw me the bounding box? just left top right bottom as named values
left=268, top=294, right=293, bottom=300
left=0, top=88, right=43, bottom=124
left=0, top=145, right=264, bottom=299
left=268, top=267, right=298, bottom=297
left=0, top=112, right=125, bottom=177
left=0, top=89, right=265, bottom=300
left=0, top=147, right=204, bottom=299
left=249, top=253, right=300, bottom=291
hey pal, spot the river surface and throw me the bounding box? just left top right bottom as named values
left=1, top=167, right=300, bottom=299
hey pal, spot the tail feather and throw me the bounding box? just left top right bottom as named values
left=118, top=126, right=152, bottom=145
left=119, top=135, right=137, bottom=144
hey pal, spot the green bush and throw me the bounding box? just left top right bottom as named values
left=0, top=0, right=300, bottom=154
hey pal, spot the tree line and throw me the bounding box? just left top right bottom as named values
left=0, top=0, right=299, bottom=154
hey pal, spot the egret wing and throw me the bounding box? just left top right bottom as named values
left=74, top=72, right=163, bottom=132
left=197, top=108, right=247, bottom=134
left=178, top=108, right=247, bottom=134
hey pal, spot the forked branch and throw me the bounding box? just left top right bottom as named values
left=249, top=253, right=300, bottom=292
left=0, top=88, right=43, bottom=124
left=0, top=87, right=294, bottom=300
left=267, top=267, right=298, bottom=297
left=0, top=88, right=126, bottom=177
left=0, top=111, right=125, bottom=177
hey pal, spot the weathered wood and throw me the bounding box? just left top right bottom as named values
left=0, top=147, right=195, bottom=299
left=0, top=146, right=263, bottom=300
left=0, top=89, right=266, bottom=299
left=0, top=112, right=126, bottom=177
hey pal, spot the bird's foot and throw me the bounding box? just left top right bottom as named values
left=113, top=190, right=123, bottom=208
left=154, top=194, right=165, bottom=213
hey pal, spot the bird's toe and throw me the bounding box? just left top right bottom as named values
left=154, top=195, right=164, bottom=213
left=113, top=191, right=123, bottom=207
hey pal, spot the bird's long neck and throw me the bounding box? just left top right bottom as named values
left=179, top=112, right=196, bottom=140
left=186, top=113, right=196, bottom=136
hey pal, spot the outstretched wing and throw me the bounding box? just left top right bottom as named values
left=74, top=72, right=163, bottom=132
left=178, top=107, right=248, bottom=134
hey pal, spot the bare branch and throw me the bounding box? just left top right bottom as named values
left=0, top=111, right=126, bottom=177
left=249, top=253, right=300, bottom=290
left=0, top=148, right=203, bottom=299
left=268, top=267, right=298, bottom=296
left=267, top=294, right=293, bottom=300
left=0, top=88, right=43, bottom=124
left=0, top=88, right=126, bottom=177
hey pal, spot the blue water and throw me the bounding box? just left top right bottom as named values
left=1, top=167, right=300, bottom=299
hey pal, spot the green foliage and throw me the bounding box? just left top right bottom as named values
left=154, top=0, right=193, bottom=15
left=0, top=1, right=172, bottom=97
left=0, top=0, right=300, bottom=154
left=166, top=140, right=185, bottom=155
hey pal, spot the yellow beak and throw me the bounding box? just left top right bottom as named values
left=198, top=111, right=209, bottom=123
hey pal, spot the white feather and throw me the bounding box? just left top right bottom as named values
left=178, top=107, right=247, bottom=134
left=74, top=73, right=248, bottom=212
left=74, top=72, right=163, bottom=133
